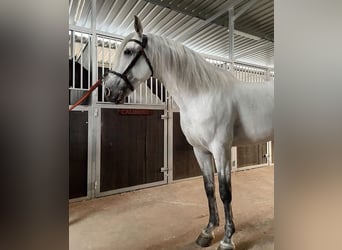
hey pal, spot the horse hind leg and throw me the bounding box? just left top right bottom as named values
left=193, top=148, right=219, bottom=247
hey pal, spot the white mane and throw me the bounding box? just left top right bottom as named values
left=146, top=34, right=236, bottom=93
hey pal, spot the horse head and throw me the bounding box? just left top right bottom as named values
left=103, top=16, right=153, bottom=104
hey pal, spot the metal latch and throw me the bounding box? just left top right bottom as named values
left=160, top=167, right=168, bottom=172
left=161, top=114, right=168, bottom=119
left=94, top=108, right=99, bottom=117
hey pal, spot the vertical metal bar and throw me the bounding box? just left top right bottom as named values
left=267, top=141, right=273, bottom=165
left=101, top=37, right=105, bottom=102
left=133, top=88, right=137, bottom=104
left=161, top=82, right=164, bottom=104
left=88, top=35, right=90, bottom=89
left=154, top=78, right=158, bottom=104
left=232, top=146, right=237, bottom=171
left=167, top=96, right=173, bottom=183
left=150, top=77, right=153, bottom=104
left=80, top=33, right=83, bottom=89
left=145, top=81, right=148, bottom=104
left=72, top=31, right=75, bottom=88
left=108, top=40, right=111, bottom=70
left=139, top=84, right=142, bottom=104
left=228, top=7, right=235, bottom=72
left=90, top=0, right=98, bottom=199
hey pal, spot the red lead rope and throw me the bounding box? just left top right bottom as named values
left=68, top=79, right=102, bottom=111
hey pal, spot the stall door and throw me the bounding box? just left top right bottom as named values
left=237, top=143, right=268, bottom=168
left=69, top=111, right=88, bottom=199
left=100, top=109, right=165, bottom=193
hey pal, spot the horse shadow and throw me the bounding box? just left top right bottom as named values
left=146, top=217, right=274, bottom=250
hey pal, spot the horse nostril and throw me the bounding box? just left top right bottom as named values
left=105, top=87, right=111, bottom=97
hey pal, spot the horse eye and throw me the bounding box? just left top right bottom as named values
left=124, top=49, right=132, bottom=56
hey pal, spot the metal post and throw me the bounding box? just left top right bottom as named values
left=88, top=0, right=98, bottom=199
left=228, top=7, right=235, bottom=72
left=267, top=141, right=273, bottom=165
left=232, top=146, right=238, bottom=171
left=167, top=95, right=174, bottom=183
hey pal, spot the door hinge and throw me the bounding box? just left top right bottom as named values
left=94, top=108, right=99, bottom=117
left=94, top=181, right=98, bottom=190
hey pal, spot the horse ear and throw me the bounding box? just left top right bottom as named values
left=134, top=15, right=143, bottom=37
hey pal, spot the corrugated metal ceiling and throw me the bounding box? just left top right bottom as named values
left=69, top=0, right=274, bottom=68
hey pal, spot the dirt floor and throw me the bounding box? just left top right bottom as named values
left=69, top=166, right=274, bottom=250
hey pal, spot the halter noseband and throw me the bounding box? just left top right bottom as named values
left=108, top=35, right=154, bottom=92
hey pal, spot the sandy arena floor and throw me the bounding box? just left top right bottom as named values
left=69, top=166, right=274, bottom=250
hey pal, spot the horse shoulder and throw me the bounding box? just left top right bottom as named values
left=179, top=94, right=235, bottom=149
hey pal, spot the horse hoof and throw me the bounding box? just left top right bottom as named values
left=196, top=231, right=214, bottom=247
left=217, top=241, right=235, bottom=250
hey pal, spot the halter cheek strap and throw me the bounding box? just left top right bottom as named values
left=109, top=35, right=154, bottom=92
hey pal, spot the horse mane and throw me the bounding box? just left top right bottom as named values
left=147, top=33, right=236, bottom=92
left=114, top=32, right=236, bottom=93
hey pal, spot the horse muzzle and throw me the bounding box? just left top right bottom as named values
left=105, top=88, right=125, bottom=104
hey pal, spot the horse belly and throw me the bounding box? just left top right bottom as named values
left=233, top=117, right=273, bottom=146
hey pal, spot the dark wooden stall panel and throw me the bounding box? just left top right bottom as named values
left=237, top=143, right=267, bottom=168
left=69, top=111, right=88, bottom=199
left=100, top=109, right=164, bottom=192
left=173, top=112, right=202, bottom=180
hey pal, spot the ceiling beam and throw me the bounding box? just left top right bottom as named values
left=172, top=0, right=246, bottom=42
left=143, top=0, right=269, bottom=43
left=233, top=0, right=258, bottom=21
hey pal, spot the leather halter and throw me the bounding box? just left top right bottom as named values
left=108, top=35, right=154, bottom=92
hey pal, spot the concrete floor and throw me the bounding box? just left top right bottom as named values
left=69, top=166, right=274, bottom=250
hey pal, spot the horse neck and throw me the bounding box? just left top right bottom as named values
left=146, top=34, right=225, bottom=109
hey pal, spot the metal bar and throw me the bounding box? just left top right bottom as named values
left=145, top=81, right=148, bottom=104
left=72, top=31, right=75, bottom=88
left=228, top=7, right=235, bottom=72
left=97, top=180, right=167, bottom=197
left=97, top=104, right=165, bottom=110
left=80, top=33, right=83, bottom=89
left=155, top=78, right=158, bottom=104
left=133, top=88, right=137, bottom=104
left=69, top=196, right=89, bottom=203
left=89, top=0, right=98, bottom=199
left=234, top=164, right=272, bottom=172
left=167, top=99, right=174, bottom=183
left=108, top=40, right=111, bottom=70
left=74, top=0, right=82, bottom=24
left=88, top=36, right=90, bottom=89
left=169, top=0, right=245, bottom=42
left=78, top=0, right=86, bottom=24
left=163, top=100, right=169, bottom=182
left=69, top=0, right=74, bottom=15
left=150, top=78, right=153, bottom=104
left=101, top=37, right=105, bottom=102
left=160, top=82, right=164, bottom=104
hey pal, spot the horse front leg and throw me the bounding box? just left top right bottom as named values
left=213, top=146, right=235, bottom=250
left=193, top=147, right=219, bottom=247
